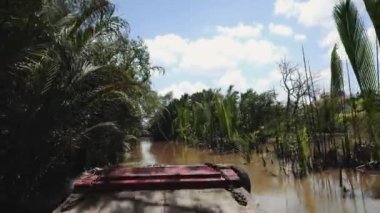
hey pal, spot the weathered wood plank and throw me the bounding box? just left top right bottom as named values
left=54, top=188, right=257, bottom=213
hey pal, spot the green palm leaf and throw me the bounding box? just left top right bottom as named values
left=215, top=95, right=232, bottom=140
left=330, top=44, right=344, bottom=97
left=67, top=0, right=117, bottom=35
left=333, top=0, right=377, bottom=93
left=364, top=0, right=380, bottom=41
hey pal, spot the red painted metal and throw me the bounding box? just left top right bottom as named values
left=73, top=164, right=242, bottom=193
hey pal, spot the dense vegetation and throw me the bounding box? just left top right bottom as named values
left=2, top=0, right=380, bottom=211
left=151, top=88, right=278, bottom=159
left=151, top=0, right=380, bottom=177
left=0, top=0, right=159, bottom=211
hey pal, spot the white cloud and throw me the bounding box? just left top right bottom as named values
left=274, top=0, right=334, bottom=27
left=252, top=70, right=282, bottom=92
left=319, top=68, right=331, bottom=83
left=305, top=68, right=331, bottom=94
left=147, top=23, right=289, bottom=99
left=252, top=79, right=272, bottom=91
left=274, top=0, right=299, bottom=18
left=274, top=0, right=366, bottom=28
left=216, top=23, right=263, bottom=38
left=146, top=24, right=287, bottom=73
left=295, top=0, right=335, bottom=27
left=245, top=39, right=287, bottom=64
left=178, top=35, right=244, bottom=71
left=215, top=69, right=248, bottom=91
left=320, top=29, right=339, bottom=48
left=215, top=69, right=283, bottom=97
left=269, top=23, right=294, bottom=36
left=145, top=34, right=187, bottom=66
left=157, top=69, right=285, bottom=99
left=294, top=34, right=307, bottom=42
left=158, top=81, right=209, bottom=99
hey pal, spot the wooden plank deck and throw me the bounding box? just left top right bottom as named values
left=54, top=188, right=257, bottom=213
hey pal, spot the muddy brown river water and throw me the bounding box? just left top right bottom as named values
left=123, top=138, right=380, bottom=213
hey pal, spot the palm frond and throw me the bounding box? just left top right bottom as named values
left=333, top=0, right=377, bottom=93
left=81, top=121, right=120, bottom=136
left=215, top=95, right=232, bottom=140
left=41, top=62, right=59, bottom=94
left=69, top=0, right=116, bottom=35
left=70, top=61, right=103, bottom=83
left=40, top=0, right=70, bottom=25
left=330, top=44, right=344, bottom=97
left=82, top=80, right=141, bottom=105
left=364, top=0, right=380, bottom=41
left=73, top=16, right=126, bottom=53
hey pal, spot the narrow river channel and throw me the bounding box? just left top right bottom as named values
left=123, top=138, right=380, bottom=213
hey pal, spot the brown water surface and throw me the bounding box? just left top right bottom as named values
left=123, top=138, right=380, bottom=213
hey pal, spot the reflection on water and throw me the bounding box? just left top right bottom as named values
left=124, top=139, right=380, bottom=213
left=139, top=140, right=156, bottom=165
left=123, top=139, right=156, bottom=166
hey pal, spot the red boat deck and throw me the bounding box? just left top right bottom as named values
left=73, top=164, right=243, bottom=193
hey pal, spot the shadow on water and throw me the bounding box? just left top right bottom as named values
left=124, top=138, right=380, bottom=213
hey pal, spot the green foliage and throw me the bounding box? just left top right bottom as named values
left=175, top=97, right=192, bottom=143
left=215, top=88, right=238, bottom=142
left=334, top=0, right=377, bottom=94
left=150, top=93, right=177, bottom=141
left=151, top=87, right=279, bottom=160
left=343, top=132, right=352, bottom=161
left=240, top=89, right=277, bottom=133
left=0, top=0, right=159, bottom=210
left=334, top=0, right=380, bottom=160
left=330, top=44, right=344, bottom=97
left=298, top=127, right=309, bottom=175
left=364, top=0, right=380, bottom=42
left=235, top=131, right=258, bottom=164
left=318, top=95, right=335, bottom=132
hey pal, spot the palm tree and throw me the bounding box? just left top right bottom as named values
left=333, top=0, right=377, bottom=94
left=23, top=0, right=143, bottom=168
left=364, top=0, right=380, bottom=90
left=1, top=0, right=158, bottom=210
left=333, top=0, right=380, bottom=160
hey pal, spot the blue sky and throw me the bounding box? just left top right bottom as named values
left=112, top=0, right=374, bottom=100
